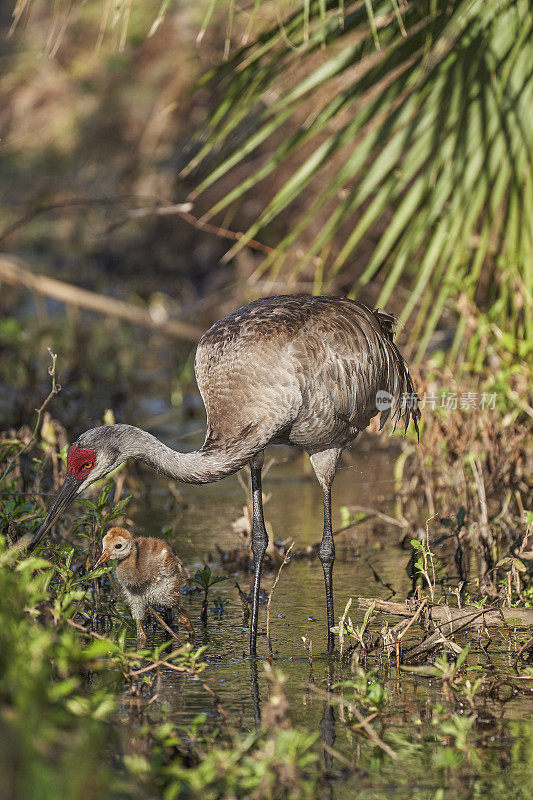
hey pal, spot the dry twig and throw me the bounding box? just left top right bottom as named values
left=0, top=348, right=60, bottom=485
left=266, top=541, right=295, bottom=642
left=338, top=597, right=352, bottom=660
left=149, top=607, right=181, bottom=642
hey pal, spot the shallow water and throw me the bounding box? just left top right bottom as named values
left=106, top=416, right=533, bottom=799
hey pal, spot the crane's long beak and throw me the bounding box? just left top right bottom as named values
left=27, top=474, right=80, bottom=552
left=93, top=550, right=111, bottom=569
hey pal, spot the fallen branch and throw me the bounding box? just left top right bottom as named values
left=356, top=596, right=533, bottom=661
left=0, top=255, right=203, bottom=341
left=356, top=597, right=533, bottom=628
left=396, top=600, right=428, bottom=652
left=403, top=618, right=478, bottom=662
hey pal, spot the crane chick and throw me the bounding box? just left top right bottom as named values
left=94, top=527, right=194, bottom=644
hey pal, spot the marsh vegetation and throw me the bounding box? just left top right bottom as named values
left=1, top=335, right=531, bottom=799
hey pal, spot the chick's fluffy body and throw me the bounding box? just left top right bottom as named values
left=103, top=527, right=185, bottom=621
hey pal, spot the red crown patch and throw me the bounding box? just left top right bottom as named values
left=67, top=445, right=96, bottom=478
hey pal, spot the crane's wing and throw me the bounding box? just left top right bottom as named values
left=292, top=298, right=420, bottom=439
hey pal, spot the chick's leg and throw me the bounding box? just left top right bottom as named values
left=126, top=592, right=147, bottom=646
left=176, top=606, right=195, bottom=640
left=135, top=619, right=147, bottom=645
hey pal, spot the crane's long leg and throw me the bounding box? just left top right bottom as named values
left=319, top=486, right=335, bottom=653
left=320, top=663, right=335, bottom=772
left=250, top=660, right=262, bottom=726
left=250, top=451, right=267, bottom=656
left=310, top=448, right=341, bottom=654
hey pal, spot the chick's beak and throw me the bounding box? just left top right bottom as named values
left=27, top=474, right=81, bottom=552
left=93, top=550, right=111, bottom=570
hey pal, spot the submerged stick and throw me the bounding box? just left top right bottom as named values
left=340, top=504, right=409, bottom=529
left=350, top=705, right=398, bottom=761
left=312, top=684, right=398, bottom=761
left=234, top=581, right=251, bottom=621
left=513, top=635, right=533, bottom=672
left=150, top=607, right=181, bottom=642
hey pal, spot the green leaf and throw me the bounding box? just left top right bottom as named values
left=455, top=645, right=469, bottom=670
left=111, top=496, right=131, bottom=516
left=71, top=564, right=114, bottom=585
left=209, top=575, right=228, bottom=585
left=15, top=557, right=54, bottom=573
left=97, top=484, right=113, bottom=510
left=75, top=499, right=97, bottom=511
left=495, top=557, right=512, bottom=568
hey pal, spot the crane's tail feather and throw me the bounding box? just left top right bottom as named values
left=374, top=309, right=421, bottom=441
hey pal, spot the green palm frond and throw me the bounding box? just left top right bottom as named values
left=189, top=0, right=533, bottom=360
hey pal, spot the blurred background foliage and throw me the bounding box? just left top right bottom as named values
left=0, top=0, right=531, bottom=430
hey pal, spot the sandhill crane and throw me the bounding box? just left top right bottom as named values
left=94, top=527, right=194, bottom=643
left=29, top=295, right=420, bottom=654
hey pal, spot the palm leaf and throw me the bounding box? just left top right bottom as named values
left=189, top=0, right=533, bottom=359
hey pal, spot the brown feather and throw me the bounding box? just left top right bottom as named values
left=195, top=295, right=420, bottom=455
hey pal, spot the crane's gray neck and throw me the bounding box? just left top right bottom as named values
left=118, top=425, right=250, bottom=485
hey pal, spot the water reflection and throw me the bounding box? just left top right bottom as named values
left=319, top=664, right=336, bottom=775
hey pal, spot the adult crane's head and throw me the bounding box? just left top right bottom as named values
left=28, top=425, right=129, bottom=552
